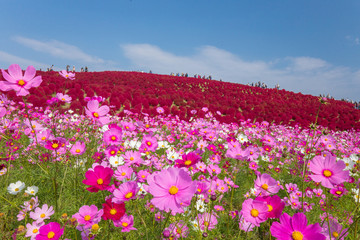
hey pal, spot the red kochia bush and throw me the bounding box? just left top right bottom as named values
left=1, top=70, right=360, bottom=131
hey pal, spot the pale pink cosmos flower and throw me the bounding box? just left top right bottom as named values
left=254, top=173, right=280, bottom=196
left=240, top=198, right=268, bottom=227
left=59, top=70, right=75, bottom=80
left=30, top=204, right=55, bottom=224
left=25, top=221, right=44, bottom=240
left=72, top=205, right=103, bottom=229
left=0, top=64, right=42, bottom=96
left=56, top=93, right=72, bottom=103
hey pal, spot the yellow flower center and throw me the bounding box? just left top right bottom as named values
left=125, top=192, right=133, bottom=199
left=32, top=228, right=38, bottom=233
left=335, top=191, right=342, bottom=195
left=121, top=172, right=126, bottom=176
left=250, top=209, right=259, bottom=217
left=52, top=143, right=59, bottom=149
left=65, top=74, right=69, bottom=77
left=18, top=80, right=25, bottom=86
left=291, top=231, right=303, bottom=240
left=47, top=231, right=55, bottom=238
left=75, top=149, right=81, bottom=153
left=97, top=178, right=104, bottom=185
left=204, top=221, right=209, bottom=226
left=93, top=112, right=99, bottom=118
left=130, top=157, right=134, bottom=161
left=323, top=170, right=332, bottom=177
left=110, top=208, right=117, bottom=215
left=261, top=184, right=269, bottom=190
left=14, top=188, right=19, bottom=192
left=267, top=204, right=273, bottom=212
left=92, top=224, right=99, bottom=231
left=184, top=160, right=192, bottom=165
left=41, top=137, right=46, bottom=140
left=84, top=215, right=91, bottom=221
left=146, top=141, right=152, bottom=146
left=40, top=213, right=46, bottom=218
left=169, top=186, right=179, bottom=195
left=111, top=136, right=116, bottom=141
left=332, top=231, right=339, bottom=238
left=122, top=222, right=129, bottom=227
left=110, top=150, right=115, bottom=155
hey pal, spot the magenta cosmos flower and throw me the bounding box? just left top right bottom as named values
left=147, top=167, right=197, bottom=215
left=82, top=165, right=114, bottom=192
left=270, top=212, right=325, bottom=240
left=113, top=181, right=139, bottom=203
left=35, top=222, right=64, bottom=240
left=85, top=100, right=110, bottom=125
left=103, top=127, right=123, bottom=145
left=175, top=152, right=201, bottom=168
left=0, top=64, right=42, bottom=96
left=309, top=155, right=349, bottom=189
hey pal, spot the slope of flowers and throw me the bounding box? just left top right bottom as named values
left=0, top=65, right=360, bottom=239
left=1, top=69, right=359, bottom=131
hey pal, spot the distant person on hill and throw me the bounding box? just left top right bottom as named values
left=72, top=66, right=75, bottom=72
left=85, top=66, right=88, bottom=72
left=66, top=65, right=70, bottom=72
left=81, top=67, right=84, bottom=72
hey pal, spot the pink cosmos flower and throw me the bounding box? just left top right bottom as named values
left=321, top=219, right=348, bottom=240
left=35, top=222, right=63, bottom=240
left=156, top=107, right=164, bottom=114
left=114, top=165, right=133, bottom=182
left=103, top=127, right=122, bottom=146
left=239, top=214, right=255, bottom=232
left=147, top=167, right=197, bottom=214
left=82, top=165, right=114, bottom=192
left=0, top=64, right=42, bottom=96
left=309, top=154, right=349, bottom=189
left=113, top=181, right=139, bottom=203
left=270, top=212, right=325, bottom=240
left=30, top=204, right=54, bottom=224
left=70, top=141, right=86, bottom=155
left=254, top=173, right=280, bottom=196
left=197, top=212, right=218, bottom=231
left=55, top=93, right=72, bottom=103
left=165, top=221, right=189, bottom=238
left=72, top=205, right=103, bottom=229
left=85, top=100, right=110, bottom=125
left=240, top=198, right=268, bottom=227
left=113, top=214, right=137, bottom=232
left=59, top=70, right=75, bottom=80
left=139, top=135, right=158, bottom=152
left=25, top=221, right=44, bottom=240
left=124, top=150, right=143, bottom=166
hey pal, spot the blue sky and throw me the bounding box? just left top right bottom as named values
left=0, top=0, right=359, bottom=101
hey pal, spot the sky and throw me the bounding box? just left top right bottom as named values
left=0, top=0, right=359, bottom=101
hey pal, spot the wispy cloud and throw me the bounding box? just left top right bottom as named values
left=121, top=44, right=360, bottom=101
left=0, top=51, right=48, bottom=69
left=13, top=36, right=105, bottom=64
left=345, top=35, right=360, bottom=45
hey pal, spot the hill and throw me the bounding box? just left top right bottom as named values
left=1, top=70, right=360, bottom=131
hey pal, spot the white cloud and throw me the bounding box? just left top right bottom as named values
left=121, top=43, right=360, bottom=101
left=13, top=36, right=105, bottom=64
left=345, top=35, right=360, bottom=45
left=0, top=51, right=48, bottom=70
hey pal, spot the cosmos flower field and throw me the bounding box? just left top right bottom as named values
left=0, top=64, right=360, bottom=239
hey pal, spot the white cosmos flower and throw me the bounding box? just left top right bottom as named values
left=25, top=186, right=39, bottom=195
left=8, top=181, right=25, bottom=195
left=109, top=156, right=124, bottom=168
left=195, top=199, right=207, bottom=213
left=352, top=189, right=360, bottom=203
